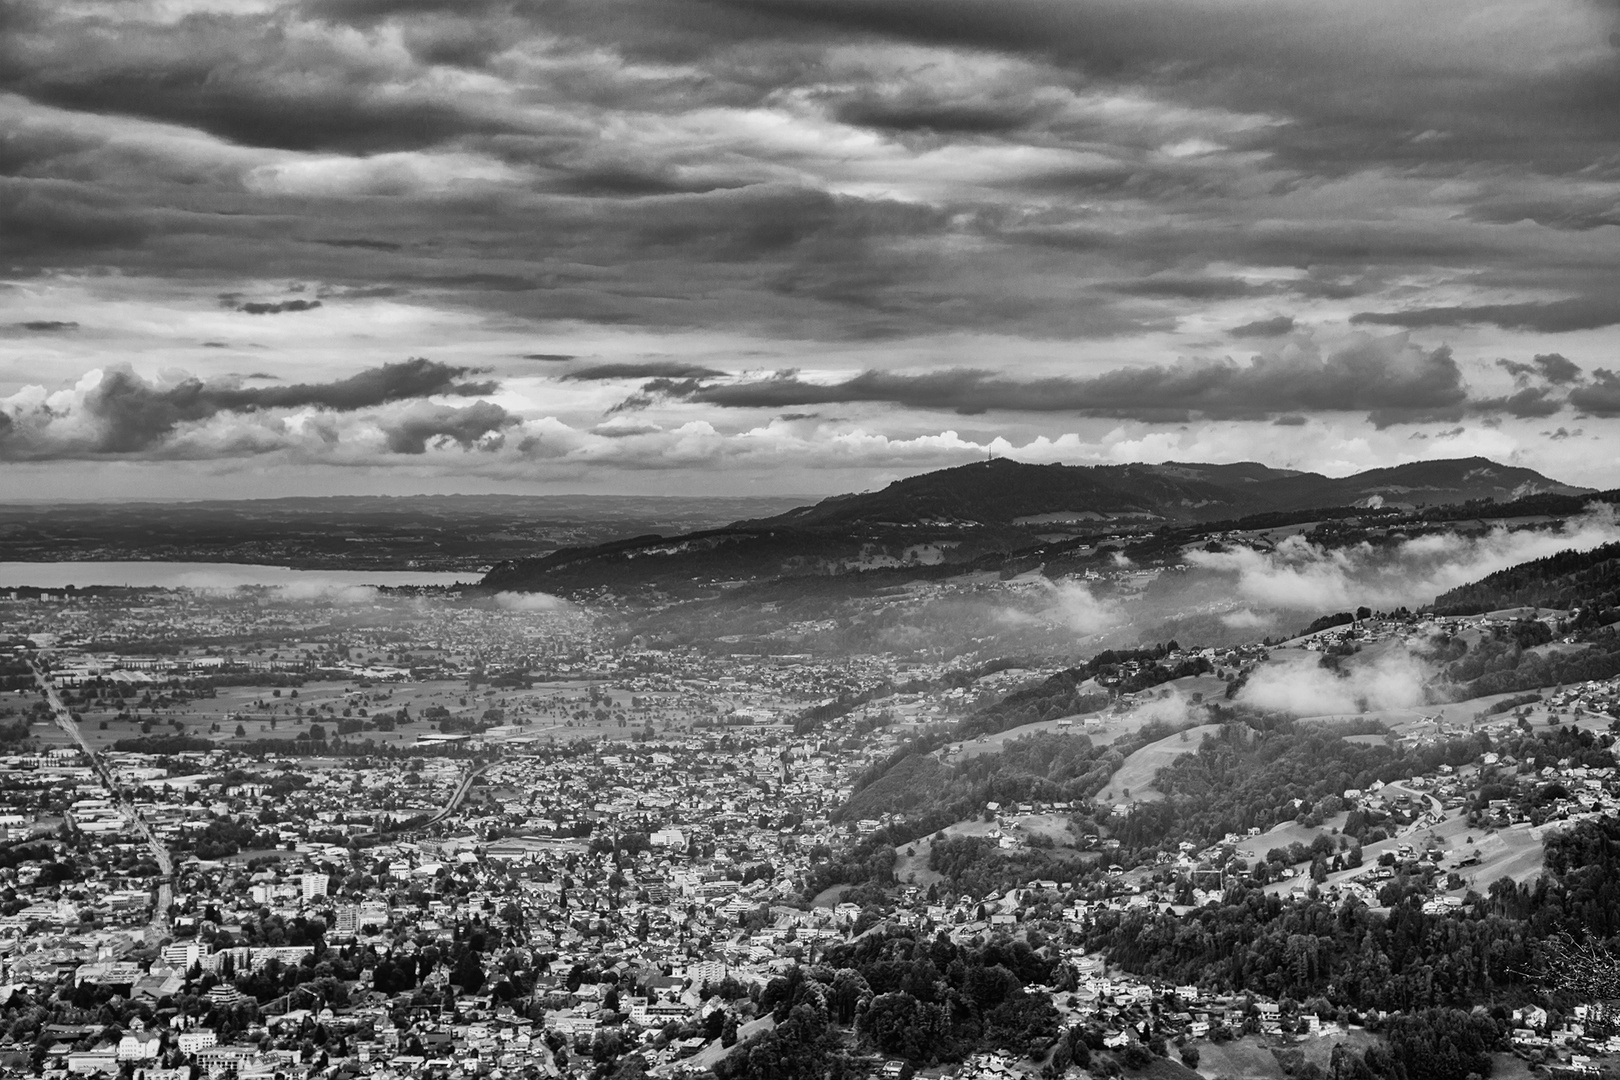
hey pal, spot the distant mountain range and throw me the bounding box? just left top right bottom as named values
left=481, top=456, right=1592, bottom=594
left=747, top=457, right=1585, bottom=529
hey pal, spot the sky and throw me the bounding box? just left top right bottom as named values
left=2, top=0, right=1619, bottom=500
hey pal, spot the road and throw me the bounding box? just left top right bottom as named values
left=1383, top=780, right=1445, bottom=821
left=351, top=758, right=495, bottom=844
left=29, top=659, right=175, bottom=938
left=422, top=760, right=492, bottom=828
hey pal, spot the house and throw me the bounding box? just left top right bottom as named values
left=177, top=1030, right=217, bottom=1054
left=116, top=1031, right=162, bottom=1061
left=66, top=1050, right=120, bottom=1075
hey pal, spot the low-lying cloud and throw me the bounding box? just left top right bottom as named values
left=271, top=581, right=381, bottom=604
left=1238, top=647, right=1435, bottom=716
left=492, top=590, right=574, bottom=612
left=1186, top=503, right=1620, bottom=616
left=1012, top=579, right=1121, bottom=637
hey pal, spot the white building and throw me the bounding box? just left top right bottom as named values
left=301, top=872, right=328, bottom=901
left=177, top=1030, right=217, bottom=1054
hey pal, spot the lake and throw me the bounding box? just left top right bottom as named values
left=0, top=561, right=479, bottom=589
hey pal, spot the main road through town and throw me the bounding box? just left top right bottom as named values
left=29, top=659, right=175, bottom=939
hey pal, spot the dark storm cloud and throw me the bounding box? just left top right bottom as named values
left=316, top=239, right=405, bottom=252
left=522, top=354, right=577, bottom=362
left=651, top=337, right=1468, bottom=424
left=702, top=0, right=1620, bottom=175
left=237, top=299, right=323, bottom=315
left=1569, top=371, right=1620, bottom=417
left=420, top=274, right=541, bottom=292
left=301, top=0, right=512, bottom=22
left=16, top=320, right=79, bottom=332
left=0, top=179, right=150, bottom=253
left=1108, top=277, right=1263, bottom=300
left=381, top=400, right=517, bottom=454
left=627, top=185, right=938, bottom=259
left=1468, top=387, right=1564, bottom=419
left=0, top=8, right=531, bottom=154
left=1352, top=297, right=1620, bottom=334
left=561, top=362, right=728, bottom=381
left=1466, top=197, right=1620, bottom=232
left=318, top=285, right=403, bottom=299
left=216, top=358, right=499, bottom=409
left=831, top=94, right=1049, bottom=135
left=1230, top=316, right=1295, bottom=338
left=1497, top=353, right=1584, bottom=386
left=548, top=165, right=750, bottom=197
left=1, top=358, right=502, bottom=456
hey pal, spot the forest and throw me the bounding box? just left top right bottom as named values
left=1441, top=623, right=1620, bottom=699
left=715, top=931, right=1062, bottom=1080
left=1431, top=541, right=1620, bottom=619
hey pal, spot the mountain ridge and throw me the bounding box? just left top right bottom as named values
left=480, top=456, right=1592, bottom=594
left=745, top=456, right=1588, bottom=530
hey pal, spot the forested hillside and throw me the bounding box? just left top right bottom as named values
left=1431, top=542, right=1620, bottom=618
left=956, top=646, right=1212, bottom=740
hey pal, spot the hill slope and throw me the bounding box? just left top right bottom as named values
left=1430, top=541, right=1620, bottom=618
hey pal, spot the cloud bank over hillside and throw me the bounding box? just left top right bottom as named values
left=1187, top=505, right=1620, bottom=616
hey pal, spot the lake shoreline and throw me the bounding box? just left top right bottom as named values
left=0, top=560, right=480, bottom=589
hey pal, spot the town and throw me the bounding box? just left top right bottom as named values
left=2, top=577, right=1620, bottom=1080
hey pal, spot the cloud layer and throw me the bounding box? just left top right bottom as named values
left=1186, top=504, right=1620, bottom=615
left=1, top=0, right=1619, bottom=494
left=637, top=334, right=1470, bottom=425
left=0, top=359, right=503, bottom=458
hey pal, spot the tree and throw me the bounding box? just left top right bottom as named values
left=1179, top=1044, right=1200, bottom=1069
left=721, top=1013, right=739, bottom=1048
left=450, top=950, right=485, bottom=993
